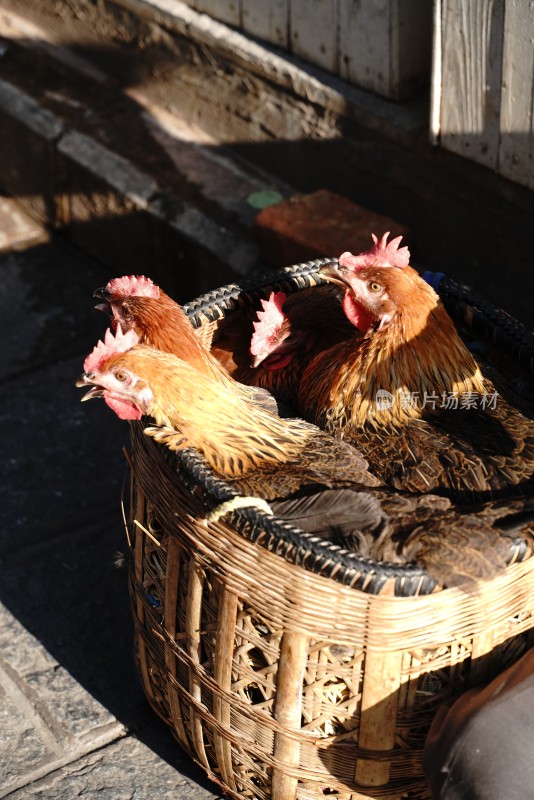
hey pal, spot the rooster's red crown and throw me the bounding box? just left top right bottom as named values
left=250, top=291, right=287, bottom=355
left=339, top=232, right=410, bottom=271
left=84, top=327, right=139, bottom=373
left=106, top=275, right=160, bottom=299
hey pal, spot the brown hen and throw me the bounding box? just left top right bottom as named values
left=299, top=233, right=534, bottom=500
left=211, top=284, right=356, bottom=407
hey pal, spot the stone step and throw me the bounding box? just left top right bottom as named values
left=0, top=0, right=532, bottom=324
left=0, top=5, right=294, bottom=300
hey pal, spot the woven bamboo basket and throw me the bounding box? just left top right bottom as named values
left=125, top=260, right=534, bottom=800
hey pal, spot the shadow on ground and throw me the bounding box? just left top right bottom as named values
left=0, top=233, right=218, bottom=790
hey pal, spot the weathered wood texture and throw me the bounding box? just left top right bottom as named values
left=434, top=0, right=534, bottom=189
left=242, top=0, right=288, bottom=48
left=339, top=0, right=432, bottom=100
left=181, top=0, right=432, bottom=100
left=189, top=0, right=240, bottom=26
left=499, top=0, right=534, bottom=186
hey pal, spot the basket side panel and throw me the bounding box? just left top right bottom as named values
left=127, top=427, right=534, bottom=800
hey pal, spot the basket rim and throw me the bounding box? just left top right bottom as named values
left=158, top=259, right=534, bottom=597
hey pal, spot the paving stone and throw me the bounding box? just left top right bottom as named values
left=4, top=723, right=224, bottom=800
left=253, top=188, right=411, bottom=267
left=23, top=666, right=121, bottom=741
left=0, top=604, right=58, bottom=679
left=0, top=608, right=125, bottom=797
left=0, top=684, right=59, bottom=793
left=0, top=513, right=144, bottom=713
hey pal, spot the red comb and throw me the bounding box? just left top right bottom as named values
left=250, top=292, right=287, bottom=356
left=105, top=275, right=160, bottom=298
left=84, top=327, right=139, bottom=373
left=338, top=232, right=410, bottom=271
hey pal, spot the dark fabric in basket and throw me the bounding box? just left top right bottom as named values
left=424, top=648, right=534, bottom=799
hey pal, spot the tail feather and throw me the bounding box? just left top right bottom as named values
left=272, top=488, right=389, bottom=549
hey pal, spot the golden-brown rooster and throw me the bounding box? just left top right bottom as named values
left=93, top=274, right=290, bottom=416
left=76, top=327, right=534, bottom=586
left=298, top=232, right=534, bottom=499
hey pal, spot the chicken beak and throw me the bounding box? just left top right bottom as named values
left=79, top=386, right=104, bottom=402
left=93, top=287, right=112, bottom=315
left=75, top=374, right=104, bottom=401
left=250, top=353, right=266, bottom=368
left=318, top=261, right=349, bottom=289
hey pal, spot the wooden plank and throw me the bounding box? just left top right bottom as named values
left=430, top=0, right=443, bottom=143
left=339, top=0, right=431, bottom=100
left=498, top=0, right=534, bottom=187
left=290, top=0, right=337, bottom=74
left=339, top=0, right=390, bottom=96
left=438, top=0, right=505, bottom=170
left=193, top=0, right=240, bottom=27
left=242, top=0, right=289, bottom=49
left=390, top=0, right=433, bottom=100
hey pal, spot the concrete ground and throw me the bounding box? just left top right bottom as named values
left=0, top=198, right=222, bottom=799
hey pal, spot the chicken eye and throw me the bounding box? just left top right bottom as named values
left=368, top=281, right=383, bottom=293
left=121, top=306, right=132, bottom=321
left=114, top=370, right=129, bottom=382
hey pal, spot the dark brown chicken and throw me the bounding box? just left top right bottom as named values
left=76, top=327, right=533, bottom=586
left=299, top=233, right=534, bottom=500
left=211, top=284, right=356, bottom=406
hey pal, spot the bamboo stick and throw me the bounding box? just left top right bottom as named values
left=213, top=584, right=239, bottom=791
left=132, top=488, right=153, bottom=702
left=186, top=560, right=210, bottom=769
left=355, top=649, right=403, bottom=787
left=164, top=535, right=190, bottom=749
left=272, top=630, right=308, bottom=800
